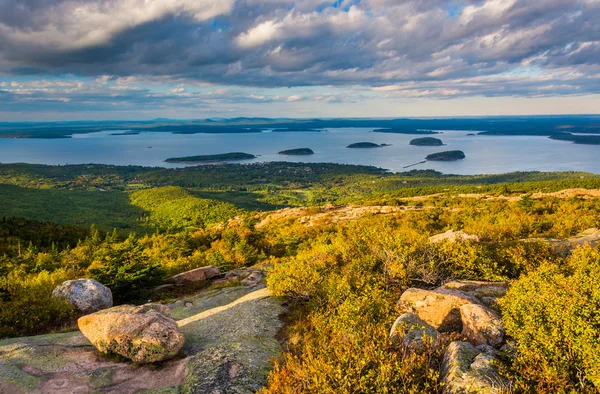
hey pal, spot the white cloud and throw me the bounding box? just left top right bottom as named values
left=1, top=0, right=234, bottom=50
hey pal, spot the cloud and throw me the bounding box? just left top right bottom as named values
left=0, top=0, right=599, bottom=103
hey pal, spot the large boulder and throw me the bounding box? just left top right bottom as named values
left=390, top=312, right=440, bottom=352
left=78, top=303, right=184, bottom=363
left=169, top=266, right=221, bottom=284
left=429, top=230, right=480, bottom=244
left=397, top=288, right=480, bottom=332
left=52, top=278, right=112, bottom=314
left=442, top=341, right=510, bottom=394
left=460, top=304, right=505, bottom=348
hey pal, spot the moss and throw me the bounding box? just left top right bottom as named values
left=0, top=363, right=42, bottom=391
left=79, top=366, right=116, bottom=389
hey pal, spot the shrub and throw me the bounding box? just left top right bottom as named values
left=501, top=245, right=600, bottom=393
left=0, top=269, right=76, bottom=337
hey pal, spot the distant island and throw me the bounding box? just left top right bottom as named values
left=110, top=131, right=140, bottom=136
left=347, top=142, right=389, bottom=149
left=278, top=148, right=315, bottom=155
left=272, top=128, right=322, bottom=133
left=549, top=133, right=600, bottom=145
left=425, top=150, right=466, bottom=161
left=410, top=137, right=444, bottom=146
left=164, top=152, right=256, bottom=163
left=372, top=128, right=439, bottom=135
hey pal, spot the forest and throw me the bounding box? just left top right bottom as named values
left=1, top=162, right=600, bottom=393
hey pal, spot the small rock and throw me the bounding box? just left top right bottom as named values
left=52, top=279, right=112, bottom=314
left=390, top=313, right=440, bottom=352
left=429, top=230, right=480, bottom=244
left=442, top=341, right=510, bottom=394
left=169, top=266, right=221, bottom=284
left=78, top=303, right=184, bottom=363
left=460, top=304, right=505, bottom=348
left=397, top=288, right=480, bottom=332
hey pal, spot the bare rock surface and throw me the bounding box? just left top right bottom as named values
left=390, top=313, right=440, bottom=352
left=52, top=279, right=112, bottom=314
left=442, top=341, right=510, bottom=394
left=441, top=280, right=507, bottom=308
left=522, top=228, right=600, bottom=255
left=78, top=303, right=184, bottom=363
left=429, top=230, right=480, bottom=244
left=460, top=304, right=505, bottom=348
left=397, top=288, right=480, bottom=332
left=0, top=284, right=285, bottom=394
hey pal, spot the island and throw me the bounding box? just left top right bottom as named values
left=271, top=128, right=322, bottom=132
left=466, top=133, right=476, bottom=136
left=425, top=150, right=466, bottom=161
left=347, top=142, right=389, bottom=149
left=164, top=152, right=256, bottom=163
left=410, top=137, right=444, bottom=146
left=110, top=131, right=140, bottom=136
left=372, top=128, right=439, bottom=135
left=278, top=148, right=315, bottom=155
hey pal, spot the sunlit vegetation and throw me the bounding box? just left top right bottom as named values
left=1, top=162, right=600, bottom=392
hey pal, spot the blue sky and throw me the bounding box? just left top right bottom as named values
left=1, top=0, right=599, bottom=120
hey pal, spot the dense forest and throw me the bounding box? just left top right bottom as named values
left=1, top=162, right=600, bottom=393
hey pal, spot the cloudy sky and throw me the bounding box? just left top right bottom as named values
left=0, top=0, right=599, bottom=120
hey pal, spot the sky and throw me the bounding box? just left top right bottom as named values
left=0, top=0, right=599, bottom=121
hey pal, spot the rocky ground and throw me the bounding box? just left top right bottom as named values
left=0, top=283, right=285, bottom=394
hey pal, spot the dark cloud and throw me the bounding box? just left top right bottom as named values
left=0, top=0, right=599, bottom=98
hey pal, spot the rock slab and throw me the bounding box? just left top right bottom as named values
left=442, top=341, right=510, bottom=394
left=390, top=312, right=440, bottom=352
left=52, top=279, right=112, bottom=314
left=78, top=303, right=184, bottom=363
left=460, top=304, right=505, bottom=348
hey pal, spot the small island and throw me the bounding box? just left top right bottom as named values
left=410, top=137, right=444, bottom=146
left=347, top=142, right=388, bottom=149
left=278, top=148, right=315, bottom=155
left=372, top=128, right=439, bottom=135
left=425, top=150, right=466, bottom=161
left=165, top=152, right=256, bottom=163
left=272, top=128, right=322, bottom=133
left=111, top=131, right=140, bottom=136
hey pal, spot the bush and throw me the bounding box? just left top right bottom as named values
left=265, top=226, right=447, bottom=393
left=501, top=245, right=600, bottom=393
left=0, top=269, right=76, bottom=337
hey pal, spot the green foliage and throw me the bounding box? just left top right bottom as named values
left=0, top=269, right=76, bottom=337
left=129, top=186, right=242, bottom=231
left=86, top=235, right=165, bottom=303
left=501, top=245, right=600, bottom=393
